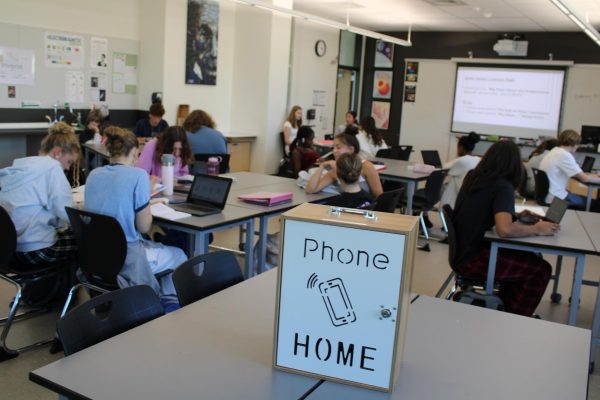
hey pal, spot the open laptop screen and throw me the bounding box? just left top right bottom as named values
left=421, top=150, right=442, bottom=168
left=582, top=156, right=595, bottom=173
left=187, top=174, right=232, bottom=209
left=544, top=197, right=568, bottom=224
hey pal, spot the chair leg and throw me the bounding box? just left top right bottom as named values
left=59, top=282, right=110, bottom=318
left=550, top=256, right=563, bottom=303
left=446, top=284, right=458, bottom=300
left=435, top=271, right=455, bottom=298
left=419, top=212, right=430, bottom=240
left=439, top=208, right=448, bottom=233
left=0, top=274, right=54, bottom=361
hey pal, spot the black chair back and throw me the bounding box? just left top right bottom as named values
left=191, top=153, right=230, bottom=174
left=371, top=189, right=404, bottom=213
left=65, top=207, right=126, bottom=288
left=57, top=285, right=164, bottom=356
left=0, top=207, right=17, bottom=268
left=376, top=148, right=399, bottom=159
left=423, top=169, right=449, bottom=207
left=532, top=168, right=549, bottom=206
left=395, top=145, right=412, bottom=161
left=173, top=251, right=244, bottom=307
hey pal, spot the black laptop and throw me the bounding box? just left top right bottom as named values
left=518, top=197, right=569, bottom=225
left=581, top=156, right=595, bottom=173
left=172, top=174, right=233, bottom=217
left=421, top=150, right=442, bottom=168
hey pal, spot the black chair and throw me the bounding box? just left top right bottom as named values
left=191, top=153, right=230, bottom=175
left=395, top=145, right=412, bottom=161
left=400, top=169, right=449, bottom=246
left=173, top=251, right=244, bottom=307
left=57, top=285, right=164, bottom=356
left=369, top=188, right=404, bottom=213
left=376, top=146, right=412, bottom=161
left=0, top=207, right=69, bottom=361
left=532, top=168, right=550, bottom=206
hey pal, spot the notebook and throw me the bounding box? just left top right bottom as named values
left=238, top=192, right=293, bottom=206
left=421, top=150, right=442, bottom=168
left=581, top=156, right=595, bottom=173
left=172, top=174, right=232, bottom=217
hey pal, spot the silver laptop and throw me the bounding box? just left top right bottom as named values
left=172, top=174, right=232, bottom=217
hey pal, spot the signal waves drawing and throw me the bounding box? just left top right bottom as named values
left=306, top=273, right=319, bottom=289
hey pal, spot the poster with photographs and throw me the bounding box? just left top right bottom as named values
left=374, top=40, right=394, bottom=68
left=90, top=37, right=108, bottom=69
left=372, top=70, right=393, bottom=99
left=404, top=85, right=416, bottom=103
left=186, top=0, right=219, bottom=85
left=90, top=71, right=108, bottom=103
left=405, top=61, right=418, bottom=82
left=371, top=101, right=390, bottom=130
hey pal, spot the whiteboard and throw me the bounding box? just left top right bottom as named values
left=399, top=59, right=600, bottom=163
left=0, top=22, right=138, bottom=110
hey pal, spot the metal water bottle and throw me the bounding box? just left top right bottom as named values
left=161, top=154, right=175, bottom=196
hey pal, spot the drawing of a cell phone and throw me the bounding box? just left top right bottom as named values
left=318, top=278, right=357, bottom=327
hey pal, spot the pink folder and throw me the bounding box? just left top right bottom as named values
left=238, top=192, right=293, bottom=206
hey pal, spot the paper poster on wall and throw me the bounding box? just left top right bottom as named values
left=371, top=101, right=390, bottom=130
left=90, top=71, right=108, bottom=103
left=405, top=62, right=418, bottom=82
left=90, top=37, right=108, bottom=69
left=65, top=70, right=84, bottom=103
left=313, top=90, right=326, bottom=106
left=0, top=47, right=35, bottom=85
left=45, top=32, right=84, bottom=68
left=374, top=40, right=394, bottom=68
left=112, top=52, right=137, bottom=94
left=185, top=0, right=219, bottom=85
left=373, top=71, right=393, bottom=99
left=404, top=85, right=416, bottom=103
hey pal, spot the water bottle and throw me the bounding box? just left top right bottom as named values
left=207, top=156, right=220, bottom=176
left=161, top=154, right=175, bottom=196
left=93, top=132, right=102, bottom=145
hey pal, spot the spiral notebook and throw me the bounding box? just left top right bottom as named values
left=238, top=192, right=293, bottom=206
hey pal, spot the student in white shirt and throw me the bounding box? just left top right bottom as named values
left=539, top=129, right=600, bottom=209
left=356, top=116, right=388, bottom=160
left=520, top=138, right=558, bottom=198
left=282, top=105, right=302, bottom=154
left=440, top=132, right=481, bottom=207
left=334, top=110, right=358, bottom=134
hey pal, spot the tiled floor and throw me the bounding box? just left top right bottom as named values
left=1, top=214, right=599, bottom=399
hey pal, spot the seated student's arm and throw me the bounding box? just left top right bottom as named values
left=134, top=120, right=145, bottom=137
left=283, top=123, right=293, bottom=145
left=135, top=139, right=155, bottom=174
left=135, top=205, right=153, bottom=234
left=305, top=161, right=336, bottom=194
left=574, top=171, right=600, bottom=184
left=361, top=160, right=384, bottom=198
left=291, top=149, right=302, bottom=177
left=495, top=211, right=558, bottom=238
left=134, top=172, right=153, bottom=234
left=48, top=166, right=75, bottom=225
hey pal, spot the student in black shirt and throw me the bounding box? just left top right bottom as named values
left=134, top=103, right=169, bottom=138
left=326, top=153, right=374, bottom=209
left=452, top=140, right=558, bottom=317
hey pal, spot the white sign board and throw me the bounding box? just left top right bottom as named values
left=0, top=47, right=35, bottom=85
left=275, top=218, right=406, bottom=390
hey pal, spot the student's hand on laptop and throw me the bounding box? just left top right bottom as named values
left=535, top=220, right=560, bottom=236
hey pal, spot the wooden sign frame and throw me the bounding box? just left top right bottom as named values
left=273, top=203, right=419, bottom=392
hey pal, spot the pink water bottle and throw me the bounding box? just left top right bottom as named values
left=207, top=156, right=220, bottom=176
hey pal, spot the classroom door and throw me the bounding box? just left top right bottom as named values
left=334, top=69, right=356, bottom=129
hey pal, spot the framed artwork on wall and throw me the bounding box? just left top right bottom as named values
left=185, top=0, right=219, bottom=85
left=371, top=101, right=390, bottom=130
left=373, top=70, right=393, bottom=99
left=374, top=40, right=394, bottom=68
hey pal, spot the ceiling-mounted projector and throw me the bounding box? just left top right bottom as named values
left=493, top=39, right=528, bottom=57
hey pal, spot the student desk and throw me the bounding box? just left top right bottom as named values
left=484, top=210, right=596, bottom=325
left=220, top=171, right=293, bottom=190
left=583, top=181, right=600, bottom=211
left=308, top=295, right=590, bottom=400
left=153, top=205, right=259, bottom=278
left=228, top=179, right=337, bottom=273
left=372, top=157, right=432, bottom=215
left=30, top=271, right=590, bottom=400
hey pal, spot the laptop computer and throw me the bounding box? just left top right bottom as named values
left=172, top=174, right=233, bottom=217
left=517, top=197, right=569, bottom=225
left=421, top=150, right=442, bottom=168
left=581, top=156, right=595, bottom=173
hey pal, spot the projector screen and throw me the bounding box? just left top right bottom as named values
left=451, top=65, right=566, bottom=138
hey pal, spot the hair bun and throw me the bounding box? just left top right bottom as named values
left=468, top=131, right=480, bottom=144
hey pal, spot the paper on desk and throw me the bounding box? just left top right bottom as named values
left=150, top=203, right=191, bottom=220
left=515, top=205, right=545, bottom=215
left=177, top=174, right=194, bottom=183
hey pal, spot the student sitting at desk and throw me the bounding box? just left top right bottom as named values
left=520, top=138, right=558, bottom=198
left=134, top=102, right=169, bottom=138
left=452, top=141, right=557, bottom=317
left=289, top=126, right=320, bottom=177
left=539, top=129, right=600, bottom=210
left=325, top=153, right=374, bottom=209
left=78, top=109, right=104, bottom=144
left=356, top=116, right=388, bottom=160
left=85, top=127, right=186, bottom=312
left=183, top=109, right=227, bottom=155
left=440, top=131, right=480, bottom=208
left=135, top=126, right=192, bottom=179
left=334, top=110, right=358, bottom=135
left=282, top=105, right=302, bottom=154
left=304, top=133, right=383, bottom=198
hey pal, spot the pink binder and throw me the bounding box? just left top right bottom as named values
left=238, top=192, right=293, bottom=206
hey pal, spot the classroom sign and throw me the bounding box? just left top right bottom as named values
left=274, top=203, right=418, bottom=392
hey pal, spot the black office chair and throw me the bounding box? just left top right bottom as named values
left=375, top=146, right=412, bottom=161
left=395, top=145, right=412, bottom=161
left=191, top=153, right=230, bottom=174
left=532, top=168, right=550, bottom=206
left=0, top=207, right=70, bottom=361
left=369, top=188, right=404, bottom=213
left=434, top=205, right=503, bottom=311
left=173, top=251, right=244, bottom=307
left=57, top=285, right=164, bottom=356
